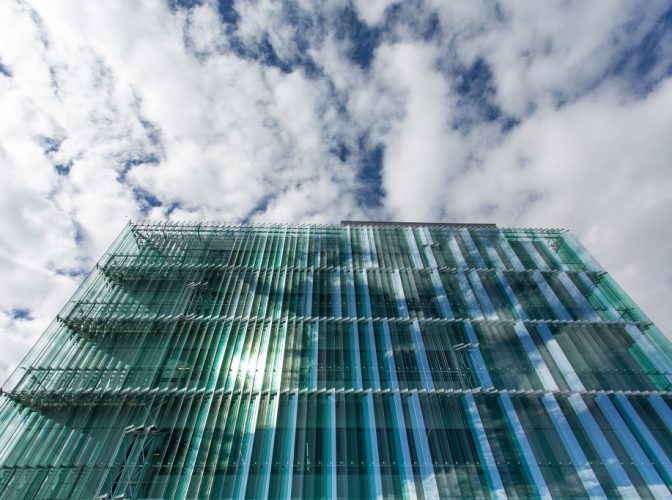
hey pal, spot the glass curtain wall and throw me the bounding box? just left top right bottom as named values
left=0, top=222, right=671, bottom=498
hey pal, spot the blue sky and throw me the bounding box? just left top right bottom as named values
left=1, top=0, right=672, bottom=381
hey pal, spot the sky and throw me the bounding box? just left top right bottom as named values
left=1, top=0, right=672, bottom=383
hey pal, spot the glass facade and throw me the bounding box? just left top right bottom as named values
left=1, top=221, right=671, bottom=499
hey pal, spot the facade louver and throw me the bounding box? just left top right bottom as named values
left=1, top=221, right=672, bottom=499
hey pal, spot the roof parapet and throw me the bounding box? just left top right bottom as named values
left=340, top=220, right=497, bottom=228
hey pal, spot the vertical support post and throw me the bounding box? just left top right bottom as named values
left=541, top=394, right=605, bottom=498
left=405, top=228, right=423, bottom=269
left=499, top=394, right=550, bottom=499
left=613, top=394, right=672, bottom=486
left=648, top=395, right=672, bottom=435
left=495, top=271, right=528, bottom=320
left=361, top=226, right=372, bottom=269
left=535, top=323, right=584, bottom=390
left=365, top=320, right=381, bottom=390
left=459, top=228, right=486, bottom=269
left=231, top=395, right=261, bottom=499
left=392, top=394, right=416, bottom=500
left=464, top=393, right=506, bottom=500
left=497, top=236, right=524, bottom=270
left=568, top=394, right=638, bottom=498
left=531, top=271, right=571, bottom=321
left=368, top=226, right=379, bottom=268
left=419, top=227, right=439, bottom=269
left=596, top=394, right=668, bottom=498
left=468, top=270, right=497, bottom=320
left=391, top=270, right=409, bottom=319
left=333, top=269, right=342, bottom=318
left=382, top=320, right=399, bottom=390
left=512, top=322, right=559, bottom=391
left=325, top=391, right=337, bottom=499
left=305, top=268, right=313, bottom=318
left=479, top=230, right=506, bottom=269
left=364, top=393, right=383, bottom=499
left=309, top=320, right=319, bottom=390
left=346, top=271, right=356, bottom=319
left=430, top=269, right=453, bottom=319
left=351, top=321, right=363, bottom=390
left=457, top=271, right=483, bottom=320
left=278, top=392, right=298, bottom=499
left=521, top=241, right=549, bottom=271
left=361, top=271, right=373, bottom=318
left=407, top=393, right=439, bottom=498
left=556, top=273, right=600, bottom=321
left=446, top=230, right=467, bottom=268
left=410, top=320, right=434, bottom=390
left=464, top=321, right=494, bottom=389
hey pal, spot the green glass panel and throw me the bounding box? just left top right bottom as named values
left=1, top=223, right=672, bottom=498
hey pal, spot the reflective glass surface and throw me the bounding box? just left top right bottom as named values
left=1, top=222, right=671, bottom=498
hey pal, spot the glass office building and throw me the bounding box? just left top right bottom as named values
left=1, top=221, right=671, bottom=499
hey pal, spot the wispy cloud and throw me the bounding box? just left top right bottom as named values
left=1, top=0, right=671, bottom=381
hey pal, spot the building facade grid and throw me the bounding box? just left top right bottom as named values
left=0, top=221, right=671, bottom=498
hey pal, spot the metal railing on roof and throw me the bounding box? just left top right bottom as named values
left=341, top=220, right=497, bottom=228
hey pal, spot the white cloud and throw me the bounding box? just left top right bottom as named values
left=352, top=0, right=394, bottom=26
left=429, top=0, right=671, bottom=114
left=367, top=42, right=467, bottom=220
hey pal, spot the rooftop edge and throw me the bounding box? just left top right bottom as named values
left=340, top=220, right=497, bottom=228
